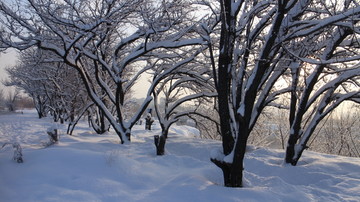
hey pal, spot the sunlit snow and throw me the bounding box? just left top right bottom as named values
left=1, top=110, right=359, bottom=201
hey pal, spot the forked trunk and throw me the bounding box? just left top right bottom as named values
left=285, top=141, right=307, bottom=166
left=211, top=156, right=244, bottom=187
left=211, top=128, right=248, bottom=187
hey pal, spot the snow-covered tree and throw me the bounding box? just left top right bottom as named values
left=6, top=48, right=92, bottom=131
left=4, top=88, right=20, bottom=112
left=6, top=49, right=53, bottom=118
left=0, top=0, right=207, bottom=143
left=284, top=0, right=360, bottom=165
left=151, top=52, right=217, bottom=155
left=207, top=0, right=360, bottom=187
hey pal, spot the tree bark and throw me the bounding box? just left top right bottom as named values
left=154, top=134, right=166, bottom=155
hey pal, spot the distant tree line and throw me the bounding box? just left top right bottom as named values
left=0, top=88, right=34, bottom=111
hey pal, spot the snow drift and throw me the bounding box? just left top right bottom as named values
left=0, top=110, right=359, bottom=201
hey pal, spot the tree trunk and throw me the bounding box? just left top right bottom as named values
left=230, top=131, right=248, bottom=187
left=210, top=158, right=232, bottom=186
left=154, top=134, right=166, bottom=155
left=285, top=141, right=308, bottom=166
left=285, top=133, right=298, bottom=165
left=211, top=131, right=248, bottom=187
left=211, top=0, right=239, bottom=187
left=212, top=162, right=243, bottom=187
left=98, top=109, right=110, bottom=133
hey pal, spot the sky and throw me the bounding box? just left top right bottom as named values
left=0, top=49, right=18, bottom=93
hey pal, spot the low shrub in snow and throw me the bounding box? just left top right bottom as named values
left=1, top=142, right=23, bottom=163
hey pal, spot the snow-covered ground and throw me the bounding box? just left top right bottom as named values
left=1, top=110, right=359, bottom=201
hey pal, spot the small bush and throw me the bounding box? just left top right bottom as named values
left=1, top=142, right=23, bottom=163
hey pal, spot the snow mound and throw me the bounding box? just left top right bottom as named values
left=169, top=125, right=200, bottom=138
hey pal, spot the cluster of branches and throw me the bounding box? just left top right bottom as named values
left=1, top=0, right=359, bottom=188
left=248, top=104, right=360, bottom=158
left=151, top=47, right=217, bottom=153
left=5, top=48, right=96, bottom=135
left=0, top=0, right=216, bottom=142
left=206, top=0, right=360, bottom=187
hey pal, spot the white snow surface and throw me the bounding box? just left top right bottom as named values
left=1, top=110, right=360, bottom=202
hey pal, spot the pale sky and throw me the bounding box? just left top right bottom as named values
left=0, top=49, right=18, bottom=93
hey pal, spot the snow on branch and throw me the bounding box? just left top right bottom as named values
left=299, top=90, right=360, bottom=150
left=284, top=6, right=360, bottom=40
left=321, top=91, right=360, bottom=117
left=284, top=47, right=360, bottom=65
left=167, top=92, right=217, bottom=116
left=305, top=67, right=360, bottom=111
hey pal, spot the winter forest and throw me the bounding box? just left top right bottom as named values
left=0, top=0, right=360, bottom=200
